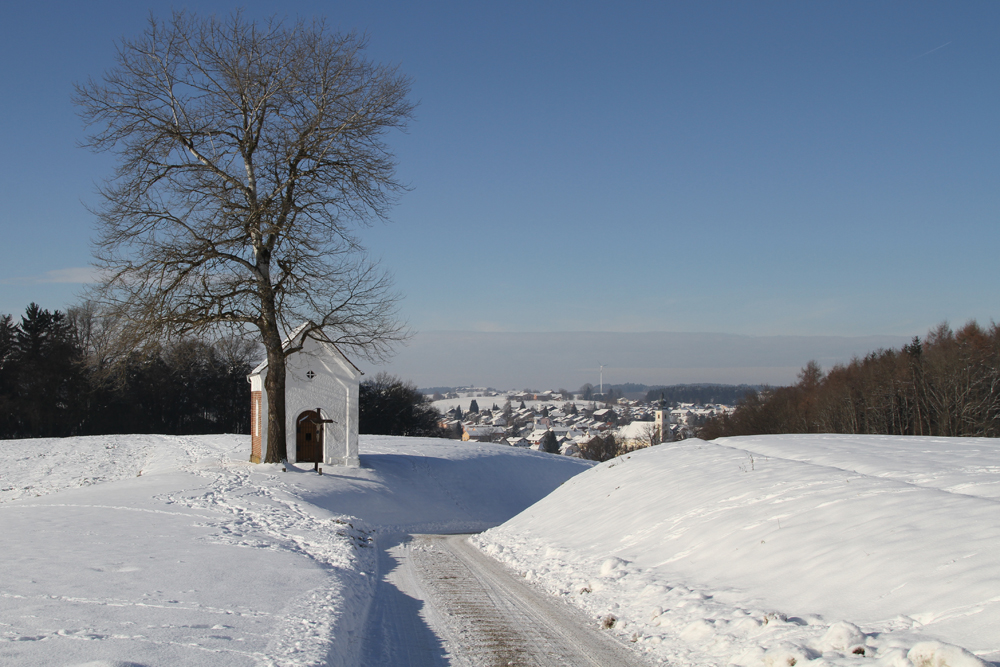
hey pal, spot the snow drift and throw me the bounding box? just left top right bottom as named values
left=475, top=435, right=1000, bottom=666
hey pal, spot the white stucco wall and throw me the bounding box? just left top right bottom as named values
left=250, top=334, right=361, bottom=467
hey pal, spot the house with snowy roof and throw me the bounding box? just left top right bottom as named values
left=248, top=323, right=362, bottom=467
left=462, top=425, right=505, bottom=442
left=560, top=440, right=583, bottom=457
left=526, top=429, right=551, bottom=445
left=592, top=408, right=616, bottom=423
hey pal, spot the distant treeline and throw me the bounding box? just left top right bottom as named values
left=361, top=373, right=445, bottom=437
left=582, top=382, right=761, bottom=404
left=643, top=384, right=762, bottom=406
left=420, top=386, right=457, bottom=396
left=701, top=321, right=1000, bottom=439
left=0, top=303, right=255, bottom=439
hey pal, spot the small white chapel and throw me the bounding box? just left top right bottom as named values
left=248, top=323, right=362, bottom=467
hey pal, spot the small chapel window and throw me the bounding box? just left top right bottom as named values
left=306, top=370, right=316, bottom=380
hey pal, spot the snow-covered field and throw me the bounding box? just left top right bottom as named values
left=0, top=434, right=589, bottom=666
left=475, top=435, right=1000, bottom=667
left=3, top=432, right=998, bottom=667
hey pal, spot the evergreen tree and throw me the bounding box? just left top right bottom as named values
left=0, top=315, right=18, bottom=437
left=580, top=433, right=619, bottom=462
left=0, top=302, right=256, bottom=439
left=539, top=430, right=559, bottom=454
left=14, top=304, right=85, bottom=437
left=359, top=372, right=444, bottom=437
left=469, top=399, right=479, bottom=413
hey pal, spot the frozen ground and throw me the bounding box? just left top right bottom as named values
left=2, top=433, right=996, bottom=666
left=475, top=436, right=1000, bottom=667
left=0, top=434, right=589, bottom=666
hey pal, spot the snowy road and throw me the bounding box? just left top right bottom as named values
left=360, top=534, right=649, bottom=667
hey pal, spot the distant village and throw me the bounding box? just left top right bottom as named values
left=429, top=388, right=736, bottom=457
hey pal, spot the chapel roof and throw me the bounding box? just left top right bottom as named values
left=249, top=322, right=362, bottom=377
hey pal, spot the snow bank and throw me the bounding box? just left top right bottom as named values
left=302, top=435, right=593, bottom=533
left=0, top=434, right=184, bottom=503
left=474, top=436, right=1000, bottom=666
left=0, top=434, right=589, bottom=666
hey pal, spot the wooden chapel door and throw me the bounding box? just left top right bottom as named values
left=295, top=410, right=323, bottom=463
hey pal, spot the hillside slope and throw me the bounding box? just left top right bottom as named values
left=0, top=434, right=589, bottom=666
left=476, top=436, right=1000, bottom=666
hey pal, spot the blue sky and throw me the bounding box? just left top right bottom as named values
left=2, top=1, right=998, bottom=346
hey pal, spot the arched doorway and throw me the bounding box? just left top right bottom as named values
left=295, top=410, right=323, bottom=463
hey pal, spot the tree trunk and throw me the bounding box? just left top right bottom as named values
left=261, top=313, right=287, bottom=463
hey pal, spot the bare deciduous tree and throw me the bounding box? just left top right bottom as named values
left=580, top=433, right=619, bottom=462
left=700, top=320, right=1000, bottom=439
left=632, top=422, right=660, bottom=449
left=75, top=11, right=414, bottom=462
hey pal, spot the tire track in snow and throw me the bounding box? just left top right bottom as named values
left=363, top=534, right=651, bottom=667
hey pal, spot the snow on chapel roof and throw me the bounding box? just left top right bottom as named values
left=249, top=322, right=362, bottom=376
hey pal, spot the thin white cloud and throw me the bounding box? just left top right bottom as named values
left=912, top=41, right=952, bottom=61
left=1, top=267, right=101, bottom=285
